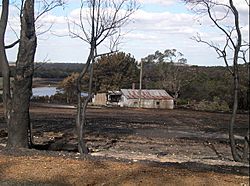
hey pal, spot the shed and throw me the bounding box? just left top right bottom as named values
left=92, top=91, right=122, bottom=106
left=119, top=89, right=174, bottom=109
left=92, top=93, right=107, bottom=105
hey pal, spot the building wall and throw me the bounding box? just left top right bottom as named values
left=119, top=96, right=174, bottom=109
left=92, top=93, right=107, bottom=105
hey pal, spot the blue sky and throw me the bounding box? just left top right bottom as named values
left=5, top=0, right=249, bottom=66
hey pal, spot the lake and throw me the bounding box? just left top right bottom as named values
left=1, top=86, right=87, bottom=97
left=32, top=87, right=59, bottom=97
left=1, top=87, right=57, bottom=97
left=32, top=87, right=88, bottom=97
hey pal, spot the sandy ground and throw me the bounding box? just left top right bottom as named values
left=0, top=105, right=249, bottom=185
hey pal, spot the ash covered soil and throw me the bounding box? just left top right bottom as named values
left=0, top=105, right=249, bottom=185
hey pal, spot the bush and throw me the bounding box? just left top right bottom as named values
left=176, top=99, right=189, bottom=105
left=193, top=97, right=230, bottom=112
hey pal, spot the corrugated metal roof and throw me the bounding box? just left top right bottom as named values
left=121, top=89, right=173, bottom=100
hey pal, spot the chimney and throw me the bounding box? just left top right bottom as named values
left=132, top=83, right=135, bottom=89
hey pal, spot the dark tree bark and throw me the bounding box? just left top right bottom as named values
left=228, top=0, right=243, bottom=162
left=0, top=0, right=11, bottom=124
left=7, top=0, right=37, bottom=148
left=1, top=0, right=63, bottom=149
left=76, top=46, right=95, bottom=154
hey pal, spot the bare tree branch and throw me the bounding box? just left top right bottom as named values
left=35, top=0, right=65, bottom=21
left=70, top=0, right=139, bottom=154
left=244, top=0, right=249, bottom=6
left=7, top=21, right=19, bottom=39
left=5, top=39, right=20, bottom=49
left=185, top=0, right=249, bottom=163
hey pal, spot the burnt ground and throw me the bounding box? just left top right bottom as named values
left=0, top=104, right=249, bottom=185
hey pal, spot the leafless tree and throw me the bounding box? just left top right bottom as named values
left=68, top=0, right=139, bottom=153
left=0, top=0, right=64, bottom=148
left=159, top=50, right=187, bottom=103
left=184, top=0, right=249, bottom=162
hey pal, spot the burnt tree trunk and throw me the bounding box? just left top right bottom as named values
left=229, top=74, right=241, bottom=161
left=7, top=0, right=37, bottom=148
left=76, top=46, right=95, bottom=154
left=227, top=0, right=249, bottom=162
left=0, top=0, right=11, bottom=124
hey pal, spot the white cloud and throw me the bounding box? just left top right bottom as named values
left=38, top=14, right=67, bottom=24
left=126, top=32, right=157, bottom=40
left=4, top=0, right=249, bottom=66
left=130, top=9, right=197, bottom=32
left=138, top=0, right=176, bottom=6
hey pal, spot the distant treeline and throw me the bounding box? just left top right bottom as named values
left=142, top=63, right=249, bottom=111
left=1, top=59, right=249, bottom=111
left=3, top=63, right=85, bottom=78
left=34, top=63, right=85, bottom=78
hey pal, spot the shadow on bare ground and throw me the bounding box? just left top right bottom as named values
left=0, top=106, right=249, bottom=185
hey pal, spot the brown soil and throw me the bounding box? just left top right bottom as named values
left=0, top=105, right=249, bottom=185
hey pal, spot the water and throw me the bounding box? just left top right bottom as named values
left=32, top=87, right=59, bottom=97
left=32, top=87, right=88, bottom=97
left=1, top=87, right=59, bottom=97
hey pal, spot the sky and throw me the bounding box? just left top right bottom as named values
left=4, top=0, right=250, bottom=66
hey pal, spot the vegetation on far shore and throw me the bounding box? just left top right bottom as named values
left=38, top=52, right=249, bottom=111
left=3, top=52, right=245, bottom=113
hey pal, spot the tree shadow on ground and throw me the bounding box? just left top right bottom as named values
left=0, top=159, right=72, bottom=186
left=150, top=161, right=250, bottom=176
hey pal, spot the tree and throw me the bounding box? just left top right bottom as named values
left=92, top=52, right=139, bottom=92
left=0, top=0, right=37, bottom=148
left=57, top=72, right=79, bottom=103
left=0, top=0, right=10, bottom=128
left=141, top=49, right=188, bottom=102
left=68, top=0, right=138, bottom=153
left=0, top=0, right=63, bottom=148
left=184, top=0, right=249, bottom=162
left=158, top=50, right=187, bottom=102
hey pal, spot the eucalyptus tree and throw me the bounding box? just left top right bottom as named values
left=184, top=0, right=249, bottom=162
left=0, top=0, right=63, bottom=148
left=68, top=0, right=139, bottom=153
left=93, top=52, right=139, bottom=92
left=141, top=49, right=187, bottom=102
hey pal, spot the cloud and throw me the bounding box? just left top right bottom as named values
left=38, top=14, right=67, bottom=24
left=138, top=0, right=176, bottom=6
left=5, top=0, right=248, bottom=66
left=125, top=8, right=201, bottom=45
left=131, top=9, right=196, bottom=29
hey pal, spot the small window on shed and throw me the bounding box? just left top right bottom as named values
left=156, top=101, right=160, bottom=105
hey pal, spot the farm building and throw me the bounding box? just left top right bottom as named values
left=92, top=91, right=122, bottom=106
left=92, top=93, right=107, bottom=105
left=119, top=89, right=174, bottom=109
